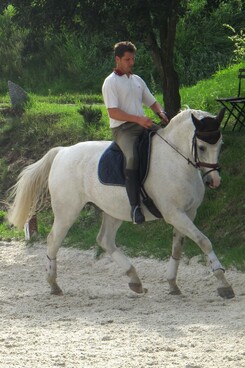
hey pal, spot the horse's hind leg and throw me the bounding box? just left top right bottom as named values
left=166, top=228, right=185, bottom=295
left=97, top=212, right=146, bottom=294
left=46, top=203, right=84, bottom=295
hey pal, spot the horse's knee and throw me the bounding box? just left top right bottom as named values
left=197, top=235, right=213, bottom=254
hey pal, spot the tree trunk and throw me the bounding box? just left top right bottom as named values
left=146, top=0, right=181, bottom=119
left=161, top=61, right=181, bottom=119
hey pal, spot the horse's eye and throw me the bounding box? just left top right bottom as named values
left=199, top=145, right=206, bottom=152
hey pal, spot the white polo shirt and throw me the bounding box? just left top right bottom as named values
left=102, top=71, right=156, bottom=128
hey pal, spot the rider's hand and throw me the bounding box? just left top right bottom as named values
left=157, top=111, right=169, bottom=125
left=137, top=116, right=154, bottom=129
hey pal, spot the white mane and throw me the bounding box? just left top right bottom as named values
left=171, top=108, right=215, bottom=126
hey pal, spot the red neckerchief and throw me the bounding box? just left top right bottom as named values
left=113, top=68, right=132, bottom=76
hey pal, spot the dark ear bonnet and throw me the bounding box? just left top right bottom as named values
left=191, top=108, right=225, bottom=144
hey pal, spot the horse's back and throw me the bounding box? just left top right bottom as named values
left=64, top=140, right=111, bottom=157
left=48, top=140, right=112, bottom=199
left=53, top=140, right=111, bottom=170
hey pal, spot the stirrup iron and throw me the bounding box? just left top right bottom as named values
left=131, top=205, right=145, bottom=224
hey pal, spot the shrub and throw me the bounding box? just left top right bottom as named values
left=224, top=24, right=245, bottom=63
left=78, top=105, right=102, bottom=125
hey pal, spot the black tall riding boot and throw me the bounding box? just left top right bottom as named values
left=125, top=169, right=145, bottom=224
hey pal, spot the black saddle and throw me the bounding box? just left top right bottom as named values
left=98, top=130, right=162, bottom=218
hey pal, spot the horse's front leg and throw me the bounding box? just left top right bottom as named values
left=97, top=212, right=146, bottom=294
left=166, top=228, right=185, bottom=295
left=165, top=210, right=235, bottom=299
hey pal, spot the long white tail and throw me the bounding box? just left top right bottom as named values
left=8, top=147, right=62, bottom=229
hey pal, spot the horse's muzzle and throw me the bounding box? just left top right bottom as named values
left=202, top=165, right=221, bottom=189
left=205, top=173, right=221, bottom=188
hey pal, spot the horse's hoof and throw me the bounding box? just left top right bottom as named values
left=217, top=286, right=235, bottom=299
left=169, top=286, right=181, bottom=295
left=128, top=282, right=147, bottom=294
left=50, top=284, right=63, bottom=295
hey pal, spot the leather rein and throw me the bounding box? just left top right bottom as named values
left=155, top=129, right=221, bottom=178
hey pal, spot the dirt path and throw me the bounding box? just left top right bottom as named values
left=0, top=241, right=244, bottom=368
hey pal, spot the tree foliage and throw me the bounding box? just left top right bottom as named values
left=1, top=0, right=184, bottom=117
left=175, top=0, right=244, bottom=85
left=0, top=0, right=244, bottom=114
left=0, top=5, right=28, bottom=90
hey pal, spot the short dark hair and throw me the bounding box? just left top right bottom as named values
left=114, top=41, right=137, bottom=58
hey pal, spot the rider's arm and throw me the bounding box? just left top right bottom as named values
left=107, top=108, right=154, bottom=129
left=150, top=101, right=169, bottom=125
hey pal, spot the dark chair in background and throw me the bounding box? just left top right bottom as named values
left=216, top=68, right=245, bottom=131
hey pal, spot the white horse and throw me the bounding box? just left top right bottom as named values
left=7, top=108, right=235, bottom=299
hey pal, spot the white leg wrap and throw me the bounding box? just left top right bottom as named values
left=111, top=250, right=132, bottom=273
left=208, top=250, right=224, bottom=271
left=166, top=257, right=180, bottom=280
left=46, top=256, right=57, bottom=278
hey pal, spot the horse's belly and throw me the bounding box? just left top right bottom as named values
left=84, top=168, right=130, bottom=218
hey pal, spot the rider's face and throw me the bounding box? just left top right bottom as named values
left=116, top=52, right=135, bottom=75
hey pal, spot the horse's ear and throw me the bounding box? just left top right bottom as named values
left=191, top=113, right=201, bottom=129
left=215, top=107, right=226, bottom=125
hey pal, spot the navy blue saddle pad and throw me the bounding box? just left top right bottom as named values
left=98, top=130, right=155, bottom=186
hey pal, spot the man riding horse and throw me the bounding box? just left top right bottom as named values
left=102, top=41, right=169, bottom=224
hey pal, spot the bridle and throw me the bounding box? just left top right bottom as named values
left=155, top=128, right=221, bottom=178
left=192, top=129, right=221, bottom=178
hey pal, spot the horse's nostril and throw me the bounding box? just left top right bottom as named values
left=203, top=176, right=211, bottom=186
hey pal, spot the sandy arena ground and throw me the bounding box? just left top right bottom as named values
left=0, top=240, right=244, bottom=368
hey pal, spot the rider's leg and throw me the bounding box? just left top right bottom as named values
left=124, top=168, right=145, bottom=224
left=112, top=123, right=145, bottom=224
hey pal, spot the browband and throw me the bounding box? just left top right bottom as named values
left=195, top=129, right=220, bottom=137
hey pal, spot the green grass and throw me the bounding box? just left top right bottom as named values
left=0, top=210, right=24, bottom=241
left=0, top=64, right=244, bottom=270
left=179, top=63, right=243, bottom=115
